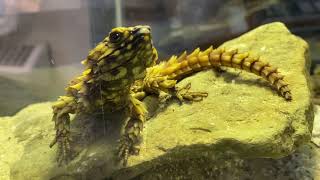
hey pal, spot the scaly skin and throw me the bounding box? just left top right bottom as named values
left=50, top=25, right=158, bottom=166
left=52, top=26, right=291, bottom=166
left=141, top=47, right=292, bottom=102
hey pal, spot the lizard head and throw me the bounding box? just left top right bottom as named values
left=84, top=25, right=158, bottom=81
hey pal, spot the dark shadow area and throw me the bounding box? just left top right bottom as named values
left=109, top=142, right=318, bottom=180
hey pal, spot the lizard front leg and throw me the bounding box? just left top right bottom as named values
left=117, top=95, right=147, bottom=166
left=130, top=79, right=147, bottom=100
left=50, top=96, right=77, bottom=165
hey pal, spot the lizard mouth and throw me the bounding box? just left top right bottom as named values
left=105, top=26, right=153, bottom=79
left=131, top=26, right=152, bottom=46
left=133, top=25, right=151, bottom=35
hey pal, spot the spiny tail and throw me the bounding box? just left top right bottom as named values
left=160, top=47, right=292, bottom=100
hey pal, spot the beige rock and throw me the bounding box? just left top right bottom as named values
left=312, top=106, right=320, bottom=147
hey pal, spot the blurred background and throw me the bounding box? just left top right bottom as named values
left=1, top=0, right=320, bottom=115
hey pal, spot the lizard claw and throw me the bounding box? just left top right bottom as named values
left=117, top=136, right=140, bottom=166
left=117, top=136, right=130, bottom=166
left=50, top=129, right=73, bottom=165
left=175, top=82, right=208, bottom=102
left=158, top=91, right=172, bottom=103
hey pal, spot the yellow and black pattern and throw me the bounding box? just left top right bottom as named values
left=143, top=47, right=291, bottom=101
left=52, top=25, right=292, bottom=167
left=50, top=25, right=158, bottom=165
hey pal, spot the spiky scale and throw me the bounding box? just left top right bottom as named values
left=144, top=47, right=292, bottom=100
left=50, top=25, right=158, bottom=166
left=51, top=25, right=293, bottom=168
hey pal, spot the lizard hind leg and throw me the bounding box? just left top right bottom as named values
left=117, top=95, right=147, bottom=166
left=174, top=82, right=208, bottom=102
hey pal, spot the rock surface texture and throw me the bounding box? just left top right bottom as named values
left=0, top=22, right=314, bottom=180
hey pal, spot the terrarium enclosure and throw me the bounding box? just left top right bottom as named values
left=0, top=0, right=319, bottom=180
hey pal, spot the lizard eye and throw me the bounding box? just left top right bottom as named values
left=109, top=32, right=122, bottom=43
